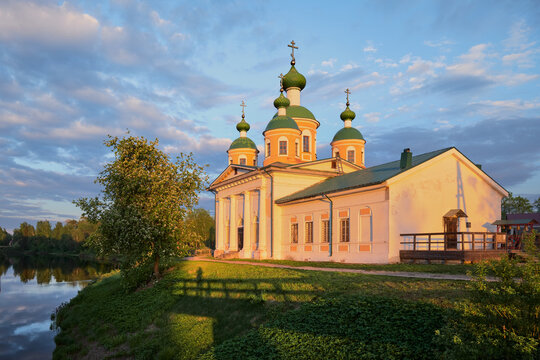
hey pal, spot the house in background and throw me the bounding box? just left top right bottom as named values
left=208, top=43, right=508, bottom=263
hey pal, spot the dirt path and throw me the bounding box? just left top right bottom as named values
left=185, top=257, right=485, bottom=281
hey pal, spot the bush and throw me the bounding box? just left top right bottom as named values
left=438, top=231, right=539, bottom=359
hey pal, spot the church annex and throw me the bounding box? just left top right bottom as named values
left=208, top=42, right=508, bottom=263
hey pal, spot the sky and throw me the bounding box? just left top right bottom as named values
left=1, top=0, right=539, bottom=232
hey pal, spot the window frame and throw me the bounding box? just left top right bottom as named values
left=279, top=140, right=287, bottom=155
left=347, top=150, right=355, bottom=163
left=321, top=220, right=329, bottom=243
left=305, top=221, right=313, bottom=243
left=340, top=218, right=350, bottom=242
left=291, top=223, right=298, bottom=244
left=266, top=142, right=271, bottom=157
left=302, top=135, right=310, bottom=152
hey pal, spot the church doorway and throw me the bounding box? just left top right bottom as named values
left=237, top=227, right=244, bottom=250
left=443, top=209, right=467, bottom=250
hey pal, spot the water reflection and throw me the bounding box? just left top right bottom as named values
left=0, top=252, right=113, bottom=360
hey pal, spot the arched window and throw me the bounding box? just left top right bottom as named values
left=346, top=147, right=355, bottom=163
left=239, top=155, right=247, bottom=165
left=266, top=142, right=271, bottom=157
left=278, top=136, right=288, bottom=155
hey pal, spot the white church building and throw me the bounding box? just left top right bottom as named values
left=208, top=43, right=508, bottom=263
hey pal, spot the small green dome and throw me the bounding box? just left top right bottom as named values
left=332, top=127, right=364, bottom=142
left=340, top=106, right=356, bottom=121
left=273, top=92, right=290, bottom=109
left=264, top=115, right=299, bottom=133
left=229, top=137, right=257, bottom=150
left=282, top=65, right=306, bottom=90
left=236, top=118, right=250, bottom=132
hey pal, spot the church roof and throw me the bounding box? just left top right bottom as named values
left=276, top=147, right=453, bottom=204
left=264, top=115, right=299, bottom=133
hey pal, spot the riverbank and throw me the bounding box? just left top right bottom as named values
left=53, top=260, right=474, bottom=359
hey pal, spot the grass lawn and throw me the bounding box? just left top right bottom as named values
left=215, top=257, right=476, bottom=275
left=54, top=260, right=472, bottom=359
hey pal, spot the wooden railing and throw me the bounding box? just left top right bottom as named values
left=400, top=232, right=512, bottom=251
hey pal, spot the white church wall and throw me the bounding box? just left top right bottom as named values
left=387, top=150, right=505, bottom=262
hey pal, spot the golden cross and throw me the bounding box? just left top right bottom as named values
left=288, top=40, right=298, bottom=61
left=240, top=100, right=246, bottom=117
left=345, top=88, right=351, bottom=105
left=278, top=73, right=284, bottom=90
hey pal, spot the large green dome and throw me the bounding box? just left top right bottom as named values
left=273, top=105, right=316, bottom=121
left=282, top=65, right=306, bottom=90
left=332, top=127, right=364, bottom=142
left=229, top=137, right=258, bottom=150
left=264, top=115, right=299, bottom=133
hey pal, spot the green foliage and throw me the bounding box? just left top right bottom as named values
left=8, top=218, right=97, bottom=254
left=502, top=192, right=534, bottom=216
left=187, top=208, right=215, bottom=249
left=75, top=135, right=208, bottom=285
left=439, top=231, right=539, bottom=359
left=534, top=196, right=540, bottom=213
left=54, top=260, right=472, bottom=359
left=0, top=228, right=12, bottom=246
left=201, top=296, right=449, bottom=360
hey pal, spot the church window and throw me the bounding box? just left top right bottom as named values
left=347, top=150, right=355, bottom=163
left=291, top=223, right=298, bottom=243
left=253, top=159, right=257, bottom=166
left=295, top=142, right=299, bottom=156
left=239, top=158, right=246, bottom=165
left=321, top=220, right=329, bottom=243
left=279, top=141, right=287, bottom=155
left=303, top=135, right=309, bottom=152
left=266, top=142, right=271, bottom=157
left=305, top=221, right=313, bottom=243
left=340, top=218, right=350, bottom=242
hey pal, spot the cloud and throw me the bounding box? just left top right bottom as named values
left=424, top=39, right=455, bottom=48
left=321, top=58, right=337, bottom=67
left=363, top=112, right=381, bottom=123
left=0, top=1, right=99, bottom=48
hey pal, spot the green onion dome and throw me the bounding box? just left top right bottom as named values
left=340, top=106, right=356, bottom=121
left=264, top=115, right=299, bottom=133
left=273, top=92, right=290, bottom=109
left=282, top=65, right=306, bottom=90
left=236, top=117, right=250, bottom=132
left=332, top=127, right=364, bottom=142
left=229, top=137, right=258, bottom=150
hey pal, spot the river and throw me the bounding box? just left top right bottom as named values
left=0, top=252, right=113, bottom=360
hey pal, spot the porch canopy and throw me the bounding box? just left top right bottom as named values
left=443, top=209, right=467, bottom=218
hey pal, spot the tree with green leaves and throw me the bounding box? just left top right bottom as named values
left=502, top=192, right=533, bottom=216
left=75, top=135, right=207, bottom=285
left=36, top=220, right=52, bottom=238
left=534, top=197, right=540, bottom=213
left=186, top=208, right=215, bottom=249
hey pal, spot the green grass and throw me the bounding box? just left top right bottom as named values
left=218, top=258, right=475, bottom=275
left=53, top=261, right=471, bottom=359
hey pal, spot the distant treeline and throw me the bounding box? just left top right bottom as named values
left=0, top=208, right=216, bottom=256
left=0, top=219, right=98, bottom=255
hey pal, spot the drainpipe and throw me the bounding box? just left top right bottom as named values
left=262, top=168, right=274, bottom=258
left=322, top=194, right=333, bottom=257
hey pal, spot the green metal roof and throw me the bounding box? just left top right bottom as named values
left=273, top=105, right=317, bottom=121
left=229, top=137, right=258, bottom=150
left=264, top=115, right=299, bottom=133
left=282, top=65, right=306, bottom=90
left=332, top=127, right=364, bottom=142
left=276, top=147, right=453, bottom=204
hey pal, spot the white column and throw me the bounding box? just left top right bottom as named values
left=216, top=199, right=225, bottom=251
left=229, top=195, right=237, bottom=251
left=243, top=191, right=252, bottom=258
left=258, top=180, right=269, bottom=258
